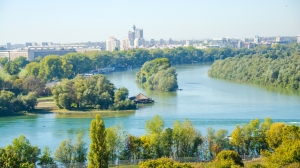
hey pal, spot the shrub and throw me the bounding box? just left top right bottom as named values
left=138, top=157, right=192, bottom=168
left=213, top=150, right=244, bottom=168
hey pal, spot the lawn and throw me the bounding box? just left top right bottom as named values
left=0, top=68, right=26, bottom=80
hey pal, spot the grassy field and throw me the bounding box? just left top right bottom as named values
left=0, top=68, right=26, bottom=80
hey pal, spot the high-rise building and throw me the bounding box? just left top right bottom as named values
left=106, top=37, right=120, bottom=51
left=25, top=42, right=37, bottom=47
left=134, top=38, right=145, bottom=48
left=120, top=38, right=131, bottom=50
left=135, top=29, right=143, bottom=39
left=168, top=38, right=173, bottom=45
left=159, top=39, right=165, bottom=45
left=150, top=39, right=155, bottom=46
left=297, top=35, right=300, bottom=43
left=237, top=41, right=244, bottom=48
left=6, top=43, right=11, bottom=50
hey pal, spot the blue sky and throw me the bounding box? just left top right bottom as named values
left=0, top=0, right=299, bottom=44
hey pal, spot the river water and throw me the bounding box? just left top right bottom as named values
left=0, top=63, right=300, bottom=152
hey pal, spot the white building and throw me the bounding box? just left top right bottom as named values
left=186, top=40, right=193, bottom=46
left=120, top=38, right=131, bottom=50
left=297, top=35, right=300, bottom=43
left=106, top=37, right=120, bottom=51
left=0, top=50, right=28, bottom=60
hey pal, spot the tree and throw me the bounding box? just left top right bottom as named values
left=4, top=61, right=21, bottom=75
left=25, top=62, right=40, bottom=77
left=114, top=87, right=129, bottom=102
left=88, top=114, right=108, bottom=168
left=38, top=146, right=55, bottom=165
left=73, top=134, right=87, bottom=163
left=0, top=57, right=8, bottom=67
left=146, top=115, right=165, bottom=135
left=54, top=138, right=74, bottom=165
left=22, top=76, right=45, bottom=96
left=5, top=135, right=40, bottom=165
left=13, top=56, right=29, bottom=68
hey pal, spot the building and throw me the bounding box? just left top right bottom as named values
left=168, top=38, right=173, bottom=45
left=275, top=37, right=281, bottom=42
left=254, top=36, right=261, bottom=44
left=150, top=39, right=155, bottom=46
left=134, top=38, right=145, bottom=48
left=186, top=40, right=193, bottom=46
left=120, top=38, right=131, bottom=50
left=0, top=50, right=28, bottom=60
left=237, top=41, right=244, bottom=48
left=6, top=43, right=11, bottom=50
left=297, top=35, right=300, bottom=43
left=159, top=39, right=165, bottom=45
left=135, top=29, right=143, bottom=39
left=106, top=37, right=120, bottom=51
left=27, top=47, right=76, bottom=61
left=128, top=31, right=135, bottom=46
left=25, top=42, right=37, bottom=47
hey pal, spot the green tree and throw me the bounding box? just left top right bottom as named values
left=13, top=56, right=29, bottom=68
left=114, top=87, right=129, bottom=102
left=4, top=61, right=21, bottom=75
left=25, top=62, right=40, bottom=77
left=38, top=146, right=55, bottom=165
left=0, top=57, right=8, bottom=67
left=54, top=138, right=74, bottom=165
left=5, top=135, right=40, bottom=165
left=73, top=134, right=87, bottom=163
left=88, top=114, right=108, bottom=168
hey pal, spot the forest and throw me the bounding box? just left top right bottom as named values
left=136, top=58, right=178, bottom=91
left=1, top=115, right=299, bottom=168
left=208, top=43, right=300, bottom=90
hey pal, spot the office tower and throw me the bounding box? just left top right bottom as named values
left=237, top=41, right=244, bottom=48
left=135, top=29, right=143, bottom=39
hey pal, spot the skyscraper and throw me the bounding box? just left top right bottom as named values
left=106, top=37, right=120, bottom=51
left=128, top=31, right=135, bottom=46
left=135, top=29, right=143, bottom=39
left=297, top=35, right=300, bottom=43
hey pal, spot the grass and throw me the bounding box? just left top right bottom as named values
left=0, top=68, right=26, bottom=80
left=37, top=96, right=54, bottom=101
left=109, top=166, right=138, bottom=168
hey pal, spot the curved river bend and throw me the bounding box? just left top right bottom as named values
left=1, top=64, right=300, bottom=152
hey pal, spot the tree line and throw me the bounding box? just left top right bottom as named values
left=136, top=58, right=178, bottom=91
left=21, top=46, right=270, bottom=82
left=208, top=43, right=300, bottom=90
left=2, top=115, right=300, bottom=167
left=51, top=74, right=136, bottom=110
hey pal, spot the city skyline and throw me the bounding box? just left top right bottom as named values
left=0, top=0, right=299, bottom=44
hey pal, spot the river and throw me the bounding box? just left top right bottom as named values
left=0, top=63, right=300, bottom=152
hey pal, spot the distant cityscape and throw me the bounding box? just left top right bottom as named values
left=1, top=25, right=300, bottom=61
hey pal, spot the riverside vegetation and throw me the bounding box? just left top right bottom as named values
left=136, top=58, right=178, bottom=91
left=209, top=43, right=300, bottom=90
left=1, top=115, right=300, bottom=168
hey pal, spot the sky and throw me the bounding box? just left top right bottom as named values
left=0, top=0, right=299, bottom=44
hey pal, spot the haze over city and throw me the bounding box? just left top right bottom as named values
left=0, top=0, right=299, bottom=44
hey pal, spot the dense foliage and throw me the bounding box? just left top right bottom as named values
left=24, top=46, right=249, bottom=82
left=0, top=90, right=37, bottom=115
left=209, top=43, right=300, bottom=90
left=136, top=58, right=178, bottom=91
left=139, top=157, right=193, bottom=168
left=51, top=74, right=136, bottom=110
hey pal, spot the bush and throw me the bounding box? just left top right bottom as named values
left=139, top=157, right=192, bottom=168
left=213, top=150, right=244, bottom=168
